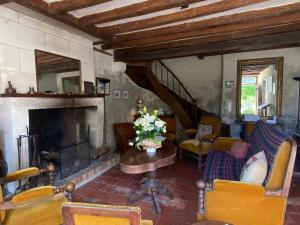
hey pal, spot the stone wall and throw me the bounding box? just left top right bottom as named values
left=0, top=4, right=95, bottom=93
left=94, top=52, right=170, bottom=151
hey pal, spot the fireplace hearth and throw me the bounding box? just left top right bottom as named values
left=28, top=107, right=94, bottom=178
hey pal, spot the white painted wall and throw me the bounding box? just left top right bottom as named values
left=0, top=4, right=95, bottom=94
left=221, top=48, right=300, bottom=130
left=162, top=56, right=223, bottom=115
left=161, top=48, right=300, bottom=134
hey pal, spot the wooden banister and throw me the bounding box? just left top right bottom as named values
left=147, top=60, right=211, bottom=127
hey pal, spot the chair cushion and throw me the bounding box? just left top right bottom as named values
left=204, top=151, right=246, bottom=183
left=229, top=141, right=249, bottom=159
left=179, top=139, right=211, bottom=155
left=196, top=124, right=213, bottom=139
left=246, top=120, right=289, bottom=185
left=240, top=151, right=268, bottom=185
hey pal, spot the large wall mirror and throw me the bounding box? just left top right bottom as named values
left=236, top=57, right=283, bottom=119
left=35, top=50, right=81, bottom=94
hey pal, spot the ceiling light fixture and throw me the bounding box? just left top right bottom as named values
left=180, top=4, right=189, bottom=10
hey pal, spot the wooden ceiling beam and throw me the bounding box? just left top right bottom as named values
left=97, top=0, right=268, bottom=36
left=0, top=0, right=11, bottom=5
left=102, top=3, right=300, bottom=50
left=9, top=0, right=108, bottom=40
left=114, top=31, right=300, bottom=62
left=79, top=0, right=204, bottom=26
left=49, top=0, right=113, bottom=14
left=124, top=22, right=300, bottom=53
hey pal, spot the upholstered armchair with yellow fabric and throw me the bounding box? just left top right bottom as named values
left=197, top=120, right=297, bottom=225
left=178, top=115, right=222, bottom=166
left=0, top=182, right=74, bottom=225
left=62, top=202, right=153, bottom=225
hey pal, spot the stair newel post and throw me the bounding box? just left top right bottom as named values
left=166, top=70, right=168, bottom=87
left=161, top=62, right=163, bottom=83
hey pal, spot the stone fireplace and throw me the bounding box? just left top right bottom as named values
left=0, top=97, right=108, bottom=191
left=28, top=107, right=95, bottom=178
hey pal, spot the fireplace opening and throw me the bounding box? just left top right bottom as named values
left=29, top=107, right=95, bottom=178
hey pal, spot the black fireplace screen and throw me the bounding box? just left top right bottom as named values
left=29, top=107, right=92, bottom=178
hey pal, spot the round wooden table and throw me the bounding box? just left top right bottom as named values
left=120, top=142, right=177, bottom=214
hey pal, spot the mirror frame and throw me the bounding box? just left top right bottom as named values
left=35, top=49, right=82, bottom=94
left=236, top=57, right=283, bottom=120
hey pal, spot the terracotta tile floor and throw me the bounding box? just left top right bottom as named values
left=72, top=158, right=300, bottom=225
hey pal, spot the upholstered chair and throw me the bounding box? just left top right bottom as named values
left=0, top=182, right=75, bottom=225
left=197, top=120, right=297, bottom=225
left=160, top=117, right=176, bottom=142
left=178, top=115, right=222, bottom=167
left=114, top=123, right=135, bottom=154
left=62, top=202, right=153, bottom=225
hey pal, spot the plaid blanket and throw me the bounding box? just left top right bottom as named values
left=204, top=151, right=245, bottom=183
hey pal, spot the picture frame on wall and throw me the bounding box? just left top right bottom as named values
left=122, top=90, right=128, bottom=99
left=96, top=77, right=110, bottom=95
left=113, top=89, right=121, bottom=99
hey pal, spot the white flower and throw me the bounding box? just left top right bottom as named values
left=155, top=120, right=165, bottom=128
left=129, top=142, right=134, bottom=146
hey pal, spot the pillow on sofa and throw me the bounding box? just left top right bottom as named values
left=240, top=151, right=268, bottom=184
left=196, top=124, right=213, bottom=139
left=229, top=141, right=249, bottom=159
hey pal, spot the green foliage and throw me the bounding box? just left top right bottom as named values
left=241, top=84, right=257, bottom=114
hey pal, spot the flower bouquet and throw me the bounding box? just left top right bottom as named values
left=130, top=107, right=166, bottom=154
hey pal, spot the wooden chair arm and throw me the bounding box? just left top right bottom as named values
left=2, top=163, right=56, bottom=185
left=213, top=137, right=241, bottom=151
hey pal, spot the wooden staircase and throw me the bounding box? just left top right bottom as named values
left=125, top=60, right=211, bottom=129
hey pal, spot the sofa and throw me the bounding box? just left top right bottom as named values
left=197, top=120, right=297, bottom=225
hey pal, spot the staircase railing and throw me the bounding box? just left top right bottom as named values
left=147, top=60, right=206, bottom=127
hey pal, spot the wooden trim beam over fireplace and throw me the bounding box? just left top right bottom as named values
left=0, top=93, right=105, bottom=98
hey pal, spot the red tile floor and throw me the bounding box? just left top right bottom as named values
left=72, top=158, right=300, bottom=225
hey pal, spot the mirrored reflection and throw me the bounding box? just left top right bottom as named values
left=35, top=50, right=81, bottom=94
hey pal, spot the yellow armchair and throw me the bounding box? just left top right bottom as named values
left=0, top=182, right=75, bottom=225
left=62, top=202, right=153, bottom=225
left=178, top=115, right=222, bottom=167
left=197, top=120, right=297, bottom=225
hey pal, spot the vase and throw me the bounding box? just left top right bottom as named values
left=146, top=146, right=157, bottom=157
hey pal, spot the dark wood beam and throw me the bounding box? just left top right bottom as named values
left=49, top=0, right=113, bottom=14
left=97, top=0, right=268, bottom=36
left=79, top=0, right=204, bottom=26
left=125, top=22, right=300, bottom=53
left=103, top=3, right=300, bottom=50
left=114, top=31, right=300, bottom=62
left=0, top=0, right=11, bottom=5
left=93, top=47, right=113, bottom=56
left=10, top=0, right=108, bottom=40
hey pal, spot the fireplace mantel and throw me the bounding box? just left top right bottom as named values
left=1, top=93, right=105, bottom=98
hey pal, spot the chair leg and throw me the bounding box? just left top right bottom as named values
left=198, top=154, right=202, bottom=170
left=178, top=148, right=183, bottom=159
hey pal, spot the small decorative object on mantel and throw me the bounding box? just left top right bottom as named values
left=136, top=100, right=143, bottom=112
left=5, top=81, right=16, bottom=94
left=28, top=86, right=36, bottom=94
left=96, top=77, right=110, bottom=95
left=84, top=81, right=94, bottom=95
left=130, top=107, right=166, bottom=156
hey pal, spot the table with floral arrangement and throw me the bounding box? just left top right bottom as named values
left=120, top=107, right=177, bottom=214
